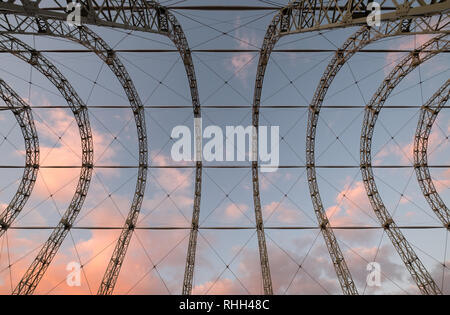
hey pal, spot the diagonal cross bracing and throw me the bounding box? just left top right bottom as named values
left=360, top=34, right=449, bottom=295
left=0, top=34, right=94, bottom=295
left=0, top=79, right=39, bottom=238
left=253, top=2, right=448, bottom=295
left=306, top=15, right=449, bottom=295
left=414, top=79, right=450, bottom=228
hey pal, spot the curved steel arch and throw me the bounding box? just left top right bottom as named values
left=360, top=34, right=448, bottom=295
left=0, top=1, right=447, bottom=34
left=0, top=20, right=148, bottom=295
left=414, top=79, right=450, bottom=229
left=0, top=4, right=203, bottom=294
left=164, top=9, right=203, bottom=297
left=68, top=26, right=150, bottom=296
left=306, top=16, right=449, bottom=295
left=0, top=0, right=446, bottom=295
left=253, top=2, right=448, bottom=295
left=0, top=34, right=94, bottom=295
left=0, top=79, right=39, bottom=238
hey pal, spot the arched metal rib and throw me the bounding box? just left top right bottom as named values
left=0, top=7, right=202, bottom=294
left=65, top=26, right=149, bottom=296
left=0, top=79, right=39, bottom=238
left=250, top=13, right=282, bottom=296
left=414, top=79, right=450, bottom=228
left=307, top=16, right=449, bottom=295
left=253, top=2, right=448, bottom=295
left=0, top=34, right=94, bottom=295
left=360, top=34, right=448, bottom=295
left=0, top=19, right=149, bottom=295
left=0, top=0, right=446, bottom=295
left=163, top=10, right=202, bottom=297
left=100, top=7, right=204, bottom=295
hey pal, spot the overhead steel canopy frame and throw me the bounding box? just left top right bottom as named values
left=0, top=1, right=447, bottom=34
left=0, top=0, right=447, bottom=295
left=0, top=79, right=39, bottom=238
left=0, top=16, right=149, bottom=294
left=414, top=79, right=450, bottom=228
left=306, top=15, right=449, bottom=294
left=0, top=34, right=94, bottom=295
left=360, top=34, right=448, bottom=295
left=0, top=1, right=202, bottom=295
left=253, top=1, right=449, bottom=295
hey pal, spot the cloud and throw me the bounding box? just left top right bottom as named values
left=263, top=201, right=304, bottom=225
left=150, top=154, right=191, bottom=192
left=384, top=34, right=434, bottom=76
left=434, top=168, right=450, bottom=194
left=373, top=116, right=447, bottom=166
left=192, top=240, right=341, bottom=295
left=226, top=17, right=258, bottom=83
left=224, top=203, right=250, bottom=220
left=20, top=92, right=119, bottom=202
left=0, top=186, right=192, bottom=294
left=325, top=180, right=374, bottom=227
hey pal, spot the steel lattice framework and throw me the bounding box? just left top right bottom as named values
left=0, top=1, right=447, bottom=34
left=0, top=34, right=94, bottom=295
left=306, top=16, right=449, bottom=294
left=0, top=2, right=202, bottom=295
left=0, top=21, right=150, bottom=295
left=0, top=0, right=447, bottom=295
left=251, top=0, right=449, bottom=296
left=0, top=79, right=39, bottom=238
left=414, top=79, right=450, bottom=228
left=360, top=34, right=448, bottom=295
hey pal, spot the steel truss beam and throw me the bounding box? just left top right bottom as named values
left=7, top=225, right=447, bottom=231
left=277, top=0, right=448, bottom=35
left=3, top=19, right=151, bottom=296
left=0, top=0, right=164, bottom=33
left=0, top=34, right=94, bottom=295
left=0, top=79, right=39, bottom=238
left=361, top=34, right=448, bottom=295
left=414, top=79, right=450, bottom=229
left=306, top=15, right=449, bottom=294
left=0, top=0, right=447, bottom=295
left=167, top=10, right=202, bottom=298
left=0, top=1, right=448, bottom=34
left=47, top=25, right=150, bottom=296
left=0, top=6, right=201, bottom=295
left=0, top=20, right=149, bottom=294
left=254, top=2, right=448, bottom=295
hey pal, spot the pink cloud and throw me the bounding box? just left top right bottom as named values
left=19, top=92, right=119, bottom=202
left=326, top=180, right=372, bottom=227
left=224, top=203, right=249, bottom=220
left=434, top=168, right=450, bottom=194
left=374, top=116, right=446, bottom=166
left=263, top=201, right=303, bottom=224
left=226, top=17, right=258, bottom=83
left=384, top=35, right=434, bottom=76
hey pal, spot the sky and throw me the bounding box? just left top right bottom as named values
left=0, top=0, right=449, bottom=295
